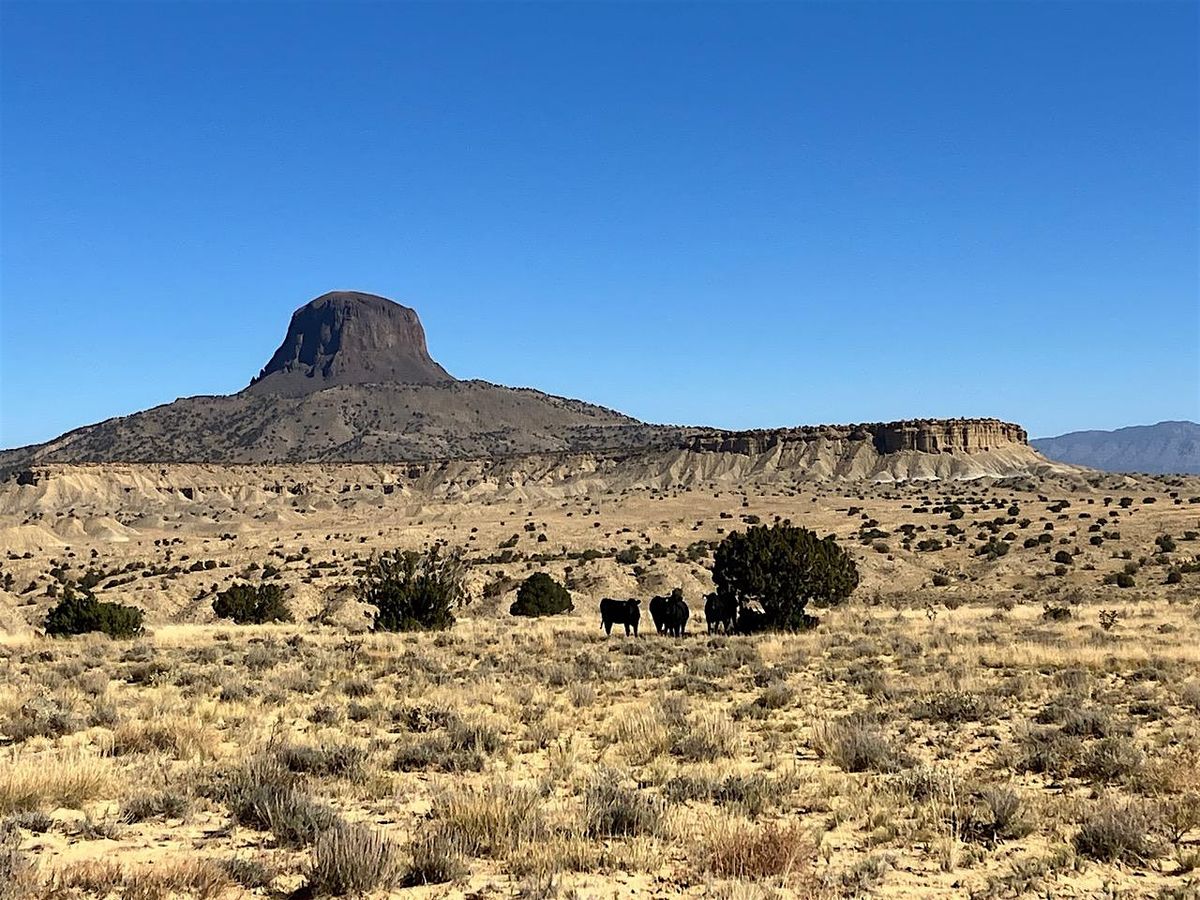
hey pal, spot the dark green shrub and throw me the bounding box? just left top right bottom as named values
left=359, top=547, right=468, bottom=632
left=509, top=573, right=573, bottom=617
left=44, top=587, right=143, bottom=639
left=976, top=539, right=1010, bottom=560
left=712, top=522, right=858, bottom=630
left=212, top=583, right=292, bottom=624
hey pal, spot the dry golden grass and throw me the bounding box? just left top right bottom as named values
left=0, top=751, right=111, bottom=814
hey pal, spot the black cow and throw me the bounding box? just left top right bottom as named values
left=734, top=602, right=768, bottom=635
left=648, top=594, right=671, bottom=634
left=600, top=598, right=640, bottom=636
left=704, top=592, right=737, bottom=634
left=650, top=588, right=690, bottom=637
left=663, top=591, right=690, bottom=637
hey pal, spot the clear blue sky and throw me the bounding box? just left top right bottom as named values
left=2, top=1, right=1197, bottom=449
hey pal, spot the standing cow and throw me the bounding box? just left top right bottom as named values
left=600, top=598, right=640, bottom=636
left=648, top=593, right=671, bottom=634
left=663, top=590, right=690, bottom=637
left=704, top=592, right=737, bottom=634
left=650, top=588, right=689, bottom=636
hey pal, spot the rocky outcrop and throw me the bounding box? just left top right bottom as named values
left=246, top=291, right=454, bottom=394
left=684, top=419, right=1028, bottom=456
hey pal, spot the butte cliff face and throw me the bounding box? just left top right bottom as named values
left=0, top=290, right=1052, bottom=479
left=247, top=291, right=454, bottom=395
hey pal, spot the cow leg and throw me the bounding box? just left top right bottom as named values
left=603, top=620, right=612, bottom=636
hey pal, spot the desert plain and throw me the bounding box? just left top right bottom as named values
left=1, top=460, right=1198, bottom=900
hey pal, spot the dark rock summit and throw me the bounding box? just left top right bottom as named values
left=247, top=291, right=453, bottom=395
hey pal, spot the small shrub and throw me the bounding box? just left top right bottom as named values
left=44, top=588, right=143, bottom=639
left=221, top=758, right=338, bottom=848
left=963, top=785, right=1031, bottom=844
left=701, top=819, right=818, bottom=881
left=1076, top=736, right=1144, bottom=783
left=402, top=824, right=469, bottom=886
left=221, top=856, right=278, bottom=890
left=1015, top=728, right=1081, bottom=779
left=912, top=691, right=999, bottom=724
left=583, top=775, right=665, bottom=838
left=276, top=742, right=366, bottom=780
left=435, top=781, right=545, bottom=858
left=4, top=698, right=82, bottom=744
left=308, top=822, right=401, bottom=896
left=212, top=583, right=292, bottom=624
left=509, top=573, right=573, bottom=617
left=1073, top=797, right=1161, bottom=862
left=360, top=547, right=469, bottom=632
left=119, top=790, right=192, bottom=823
left=672, top=713, right=741, bottom=762
left=811, top=714, right=910, bottom=773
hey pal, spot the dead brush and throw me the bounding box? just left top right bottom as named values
left=307, top=821, right=401, bottom=896
left=274, top=741, right=366, bottom=780
left=0, top=829, right=37, bottom=900
left=111, top=717, right=219, bottom=761
left=672, top=712, right=742, bottom=762
left=610, top=707, right=672, bottom=763
left=218, top=756, right=339, bottom=848
left=699, top=817, right=820, bottom=883
left=1073, top=796, right=1162, bottom=863
left=583, top=772, right=667, bottom=838
left=910, top=690, right=1000, bottom=724
left=401, top=822, right=470, bottom=887
left=434, top=779, right=547, bottom=859
left=119, top=789, right=192, bottom=823
left=810, top=714, right=910, bottom=773
left=0, top=751, right=111, bottom=814
left=40, top=857, right=230, bottom=900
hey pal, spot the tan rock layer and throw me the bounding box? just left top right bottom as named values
left=684, top=418, right=1028, bottom=455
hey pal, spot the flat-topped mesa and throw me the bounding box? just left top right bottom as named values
left=684, top=418, right=1029, bottom=456
left=246, top=291, right=454, bottom=396
left=875, top=418, right=1028, bottom=453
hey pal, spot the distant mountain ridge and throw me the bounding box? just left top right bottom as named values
left=1033, top=421, right=1200, bottom=474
